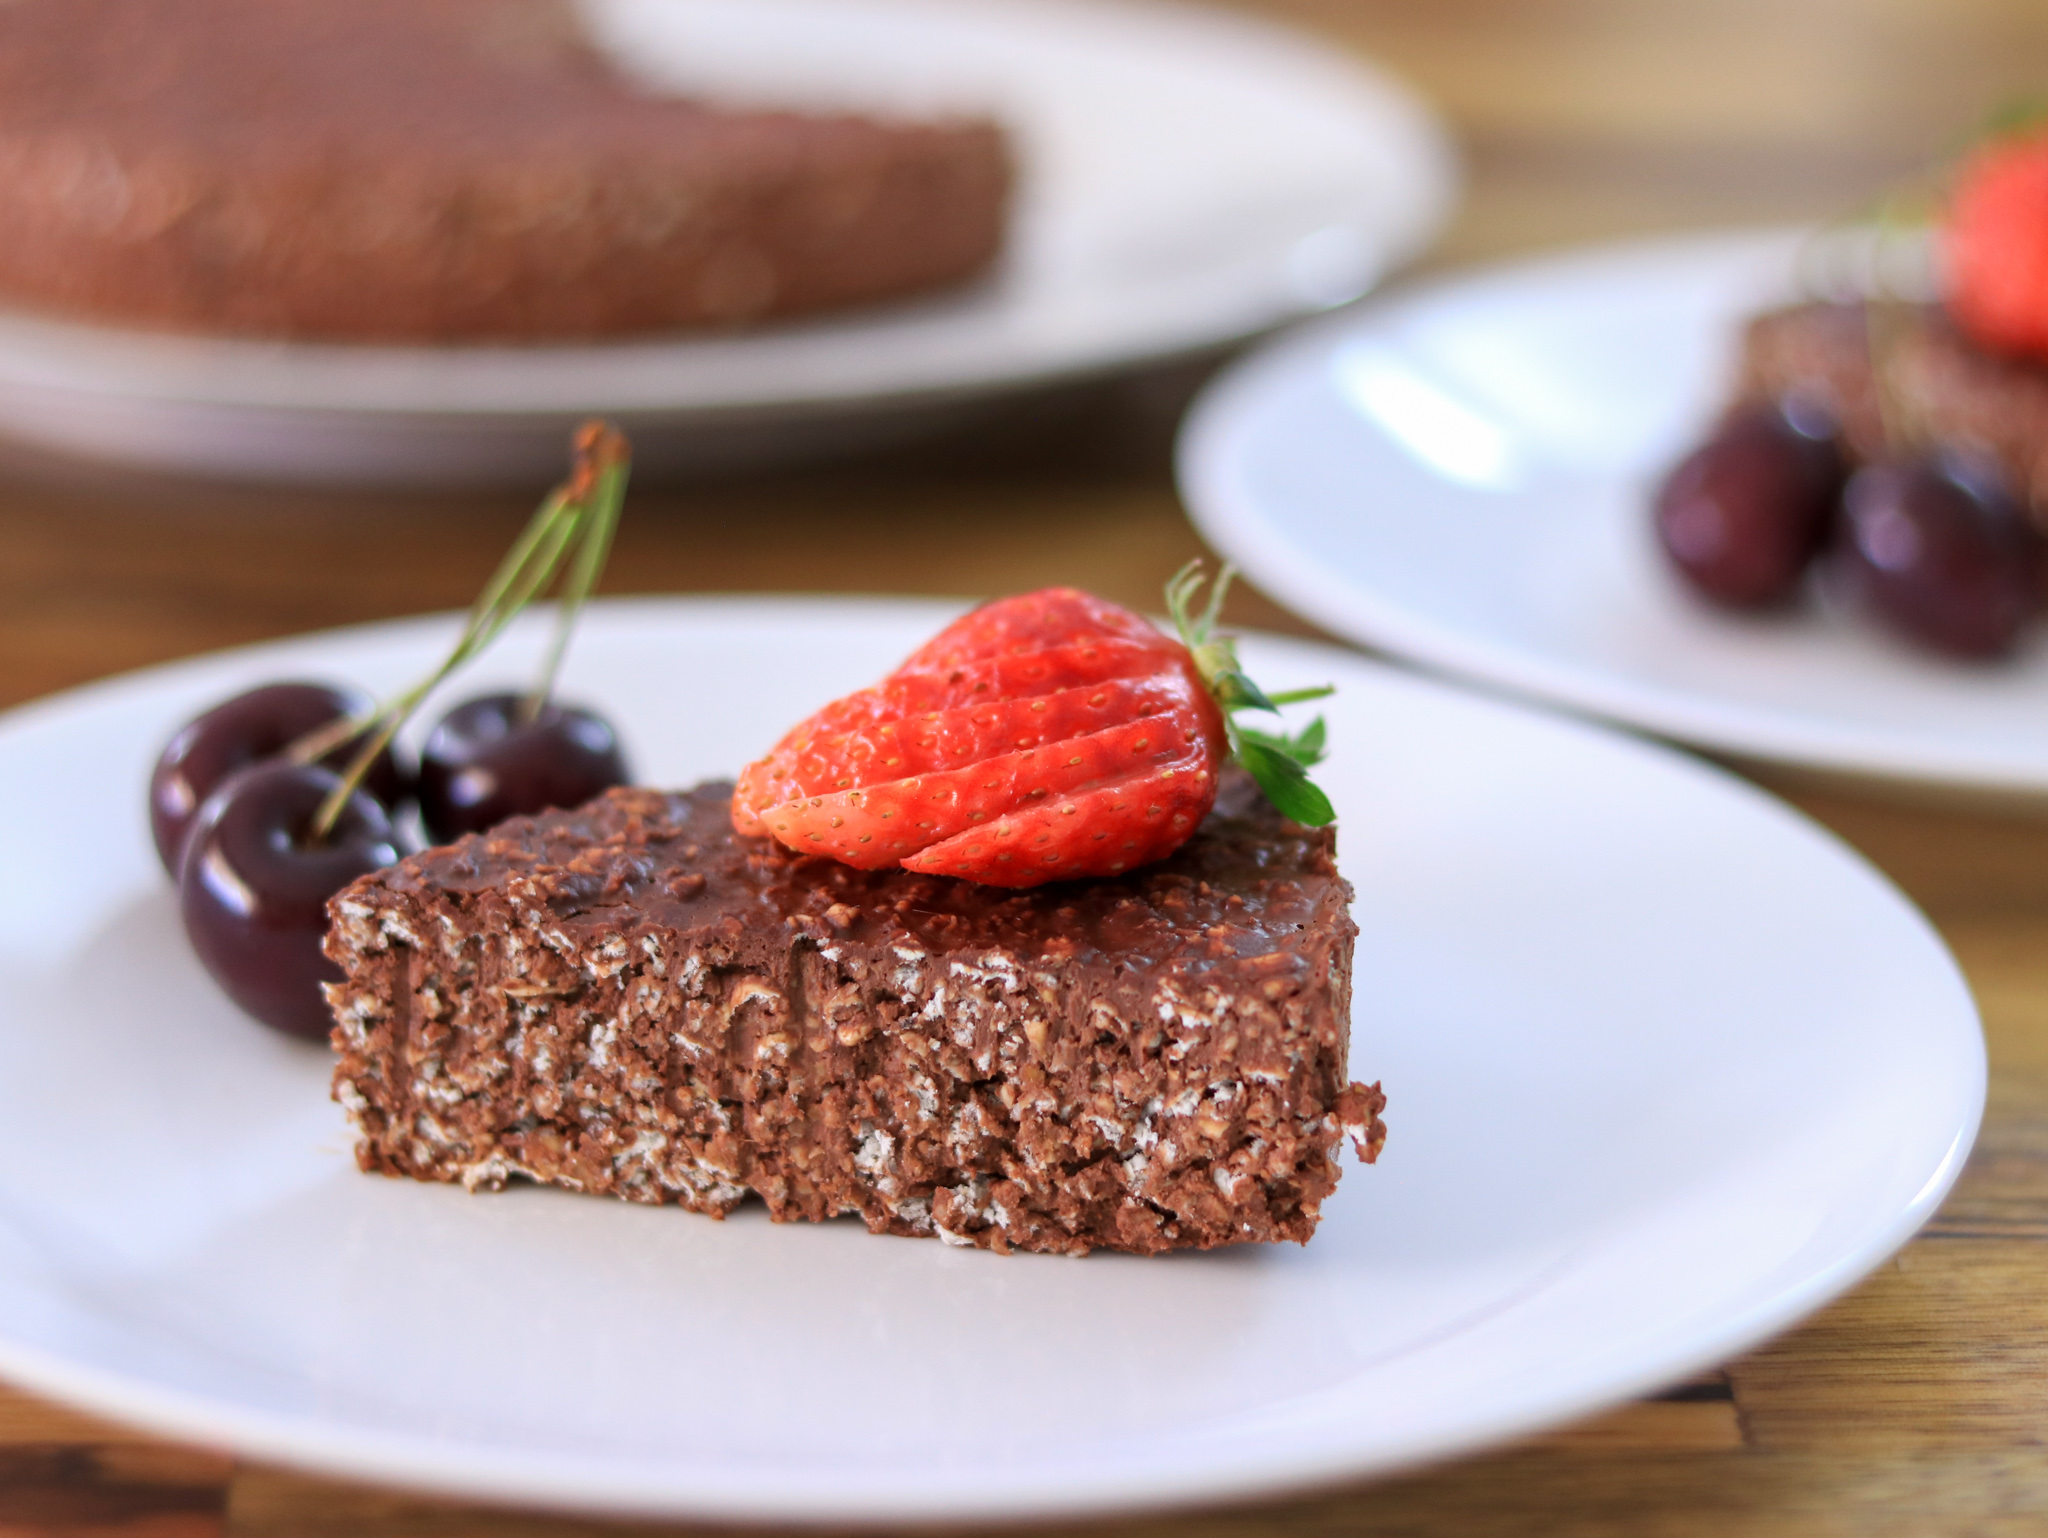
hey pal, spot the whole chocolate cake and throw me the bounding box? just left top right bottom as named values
left=325, top=772, right=1383, bottom=1256
left=0, top=0, right=1011, bottom=341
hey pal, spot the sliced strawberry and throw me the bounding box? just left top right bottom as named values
left=735, top=589, right=1225, bottom=878
left=732, top=571, right=1335, bottom=887
left=902, top=750, right=1215, bottom=885
left=734, top=638, right=1173, bottom=812
left=753, top=714, right=1197, bottom=869
left=786, top=674, right=1197, bottom=794
left=895, top=587, right=1172, bottom=671
left=837, top=637, right=1170, bottom=726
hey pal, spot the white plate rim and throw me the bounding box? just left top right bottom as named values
left=0, top=595, right=1986, bottom=1522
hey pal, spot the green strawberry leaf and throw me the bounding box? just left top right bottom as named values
left=1166, top=558, right=1340, bottom=826
left=1212, top=668, right=1277, bottom=714
left=1235, top=738, right=1336, bottom=826
left=1293, top=715, right=1328, bottom=763
left=1979, top=95, right=2048, bottom=143
left=1237, top=715, right=1328, bottom=767
left=1265, top=685, right=1335, bottom=706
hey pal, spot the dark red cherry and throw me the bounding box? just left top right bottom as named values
left=1833, top=455, right=2042, bottom=660
left=417, top=693, right=628, bottom=843
left=177, top=760, right=400, bottom=1040
left=151, top=682, right=409, bottom=876
left=1654, top=400, right=1845, bottom=608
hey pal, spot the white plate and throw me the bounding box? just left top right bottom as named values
left=1179, top=227, right=2048, bottom=800
left=0, top=0, right=1452, bottom=486
left=0, top=597, right=1980, bottom=1521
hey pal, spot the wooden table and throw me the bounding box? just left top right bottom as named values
left=5, top=1, right=2048, bottom=1532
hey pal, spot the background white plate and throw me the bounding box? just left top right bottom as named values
left=0, top=0, right=1453, bottom=485
left=1179, top=227, right=2048, bottom=801
left=0, top=597, right=1981, bottom=1521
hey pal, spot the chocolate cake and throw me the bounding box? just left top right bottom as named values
left=1737, top=300, right=2048, bottom=523
left=0, top=0, right=1010, bottom=341
left=324, top=772, right=1383, bottom=1256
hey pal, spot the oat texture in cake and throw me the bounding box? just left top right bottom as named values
left=326, top=774, right=1383, bottom=1256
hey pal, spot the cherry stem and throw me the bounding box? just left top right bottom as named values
left=305, top=421, right=630, bottom=842
left=283, top=709, right=374, bottom=768
left=523, top=425, right=630, bottom=724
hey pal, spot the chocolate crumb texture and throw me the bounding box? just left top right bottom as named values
left=325, top=770, right=1382, bottom=1256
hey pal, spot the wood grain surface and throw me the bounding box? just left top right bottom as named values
left=4, top=1, right=2048, bottom=1533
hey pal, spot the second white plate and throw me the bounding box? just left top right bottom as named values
left=0, top=596, right=1982, bottom=1521
left=1180, top=228, right=2048, bottom=799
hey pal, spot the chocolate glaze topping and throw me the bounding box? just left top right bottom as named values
left=327, top=771, right=1383, bottom=1256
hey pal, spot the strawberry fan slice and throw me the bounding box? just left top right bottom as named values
left=733, top=588, right=1228, bottom=887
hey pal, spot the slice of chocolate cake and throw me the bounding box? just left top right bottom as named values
left=1737, top=300, right=2048, bottom=522
left=324, top=771, right=1382, bottom=1256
